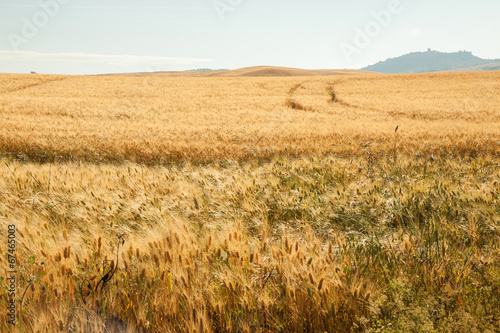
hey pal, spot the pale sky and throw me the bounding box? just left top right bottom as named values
left=0, top=0, right=499, bottom=74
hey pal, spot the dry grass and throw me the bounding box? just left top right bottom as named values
left=1, top=156, right=499, bottom=332
left=0, top=71, right=499, bottom=332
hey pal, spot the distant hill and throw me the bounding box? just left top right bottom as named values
left=187, top=68, right=229, bottom=72
left=362, top=50, right=500, bottom=74
left=442, top=60, right=500, bottom=72
left=207, top=66, right=376, bottom=77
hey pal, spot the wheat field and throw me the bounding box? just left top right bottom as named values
left=1, top=71, right=500, bottom=332
left=1, top=71, right=499, bottom=164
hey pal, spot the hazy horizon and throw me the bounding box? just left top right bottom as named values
left=1, top=0, right=499, bottom=75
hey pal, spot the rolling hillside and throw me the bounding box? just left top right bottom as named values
left=207, top=66, right=375, bottom=77
left=443, top=60, right=500, bottom=72
left=103, top=66, right=376, bottom=77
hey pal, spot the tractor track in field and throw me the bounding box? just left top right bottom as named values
left=286, top=78, right=362, bottom=112
left=286, top=81, right=316, bottom=112
left=0, top=77, right=68, bottom=95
